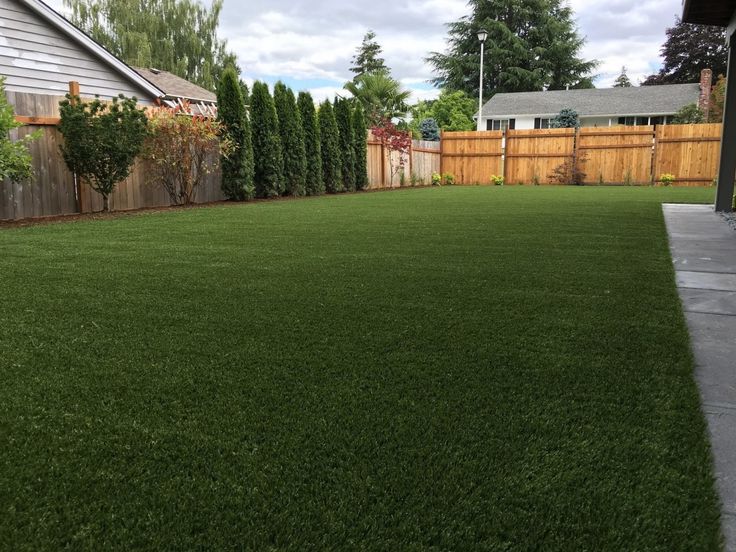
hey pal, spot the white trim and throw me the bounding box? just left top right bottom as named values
left=479, top=111, right=678, bottom=120
left=19, top=0, right=165, bottom=100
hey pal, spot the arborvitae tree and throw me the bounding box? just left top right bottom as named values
left=352, top=102, right=368, bottom=190
left=350, top=30, right=388, bottom=80
left=318, top=100, right=343, bottom=193
left=428, top=0, right=597, bottom=97
left=613, top=66, right=633, bottom=88
left=334, top=98, right=356, bottom=192
left=274, top=82, right=307, bottom=196
left=217, top=67, right=254, bottom=200
left=250, top=81, right=284, bottom=198
left=643, top=17, right=727, bottom=85
left=297, top=91, right=323, bottom=195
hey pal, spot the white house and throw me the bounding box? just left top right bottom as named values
left=475, top=71, right=713, bottom=131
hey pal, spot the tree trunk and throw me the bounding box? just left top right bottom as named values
left=102, top=195, right=109, bottom=212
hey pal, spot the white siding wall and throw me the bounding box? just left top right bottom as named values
left=514, top=116, right=536, bottom=130
left=0, top=0, right=155, bottom=103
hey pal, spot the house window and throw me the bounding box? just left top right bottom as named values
left=534, top=118, right=552, bottom=129
left=618, top=116, right=637, bottom=126
left=486, top=118, right=516, bottom=131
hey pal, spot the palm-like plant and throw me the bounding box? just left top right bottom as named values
left=344, top=71, right=410, bottom=124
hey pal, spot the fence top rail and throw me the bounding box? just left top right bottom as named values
left=441, top=131, right=503, bottom=140
left=507, top=128, right=576, bottom=137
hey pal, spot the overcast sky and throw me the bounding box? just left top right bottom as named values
left=49, top=0, right=687, bottom=102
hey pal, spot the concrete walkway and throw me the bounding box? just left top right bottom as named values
left=663, top=204, right=736, bottom=550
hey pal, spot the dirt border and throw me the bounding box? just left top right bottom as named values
left=0, top=186, right=437, bottom=229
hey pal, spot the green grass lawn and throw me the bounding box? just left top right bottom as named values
left=0, top=186, right=723, bottom=550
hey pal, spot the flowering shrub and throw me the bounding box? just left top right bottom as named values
left=144, top=104, right=232, bottom=205
left=659, top=173, right=676, bottom=186
left=490, top=174, right=504, bottom=186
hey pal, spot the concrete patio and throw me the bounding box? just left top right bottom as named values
left=664, top=203, right=736, bottom=550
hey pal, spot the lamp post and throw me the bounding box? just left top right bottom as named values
left=476, top=29, right=488, bottom=131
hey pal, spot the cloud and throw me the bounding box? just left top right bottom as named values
left=46, top=0, right=686, bottom=95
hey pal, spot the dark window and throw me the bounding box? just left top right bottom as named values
left=509, top=118, right=516, bottom=130
left=486, top=119, right=494, bottom=131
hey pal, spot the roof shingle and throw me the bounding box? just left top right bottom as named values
left=133, top=67, right=217, bottom=103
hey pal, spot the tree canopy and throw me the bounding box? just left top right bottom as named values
left=344, top=72, right=411, bottom=125
left=642, top=17, right=727, bottom=85
left=64, top=0, right=237, bottom=91
left=613, top=67, right=633, bottom=88
left=428, top=0, right=597, bottom=98
left=409, top=90, right=477, bottom=134
left=350, top=31, right=388, bottom=80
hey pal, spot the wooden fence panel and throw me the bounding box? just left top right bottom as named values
left=411, top=140, right=440, bottom=186
left=367, top=131, right=385, bottom=188
left=441, top=131, right=503, bottom=185
left=504, top=128, right=576, bottom=185
left=654, top=123, right=722, bottom=186
left=577, top=126, right=655, bottom=185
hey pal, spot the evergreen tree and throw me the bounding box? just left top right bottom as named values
left=428, top=0, right=597, bottom=97
left=318, top=100, right=343, bottom=194
left=551, top=108, right=579, bottom=128
left=643, top=17, right=727, bottom=85
left=613, top=66, right=633, bottom=88
left=217, top=68, right=254, bottom=200
left=419, top=118, right=441, bottom=141
left=352, top=102, right=369, bottom=190
left=335, top=98, right=356, bottom=192
left=297, top=92, right=324, bottom=195
left=344, top=72, right=411, bottom=125
left=64, top=0, right=236, bottom=91
left=350, top=30, right=388, bottom=80
left=274, top=82, right=307, bottom=196
left=250, top=82, right=284, bottom=198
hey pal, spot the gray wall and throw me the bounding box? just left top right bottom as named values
left=0, top=0, right=155, bottom=103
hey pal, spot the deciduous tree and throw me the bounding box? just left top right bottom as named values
left=0, top=77, right=38, bottom=183
left=410, top=90, right=476, bottom=134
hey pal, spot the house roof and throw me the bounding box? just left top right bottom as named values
left=133, top=68, right=217, bottom=104
left=477, top=84, right=701, bottom=119
left=19, top=0, right=165, bottom=100
left=682, top=0, right=736, bottom=26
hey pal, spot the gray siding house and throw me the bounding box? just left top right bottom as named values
left=475, top=71, right=712, bottom=131
left=0, top=0, right=163, bottom=102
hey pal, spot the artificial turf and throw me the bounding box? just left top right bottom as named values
left=0, top=186, right=723, bottom=550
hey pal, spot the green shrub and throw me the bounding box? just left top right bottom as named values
left=659, top=173, right=676, bottom=186
left=0, top=77, right=39, bottom=183
left=274, top=82, right=307, bottom=196
left=250, top=82, right=284, bottom=198
left=352, top=102, right=368, bottom=190
left=551, top=108, right=579, bottom=129
left=58, top=93, right=148, bottom=212
left=297, top=92, right=323, bottom=196
left=318, top=100, right=342, bottom=193
left=432, top=172, right=442, bottom=186
left=490, top=175, right=504, bottom=186
left=442, top=173, right=456, bottom=186
left=335, top=98, right=356, bottom=192
left=217, top=68, right=254, bottom=200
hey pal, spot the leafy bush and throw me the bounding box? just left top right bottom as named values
left=551, top=108, right=580, bottom=129
left=352, top=102, right=369, bottom=190
left=0, top=77, right=39, bottom=182
left=318, top=100, right=343, bottom=193
left=419, top=118, right=440, bottom=141
left=442, top=173, right=456, bottom=186
left=143, top=105, right=231, bottom=205
left=549, top=152, right=588, bottom=185
left=274, top=82, right=307, bottom=196
left=297, top=92, right=323, bottom=195
left=372, top=118, right=411, bottom=186
left=659, top=173, right=676, bottom=186
left=432, top=172, right=442, bottom=186
left=672, top=104, right=704, bottom=124
left=217, top=68, right=254, bottom=200
left=250, top=81, right=284, bottom=198
left=58, top=93, right=148, bottom=211
left=490, top=174, right=504, bottom=186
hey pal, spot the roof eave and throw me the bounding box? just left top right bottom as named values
left=21, top=0, right=165, bottom=100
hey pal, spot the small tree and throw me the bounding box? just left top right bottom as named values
left=58, top=94, right=148, bottom=212
left=250, top=81, right=284, bottom=198
left=672, top=103, right=705, bottom=124
left=352, top=102, right=369, bottom=190
left=372, top=118, right=412, bottom=187
left=551, top=108, right=580, bottom=129
left=419, top=118, right=440, bottom=141
left=274, top=82, right=307, bottom=196
left=0, top=77, right=39, bottom=183
left=318, top=100, right=342, bottom=193
left=144, top=105, right=231, bottom=205
left=613, top=66, right=633, bottom=88
left=297, top=91, right=323, bottom=195
left=217, top=67, right=254, bottom=200
left=335, top=98, right=356, bottom=192
left=709, top=74, right=726, bottom=123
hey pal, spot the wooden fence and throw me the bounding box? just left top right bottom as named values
left=367, top=131, right=440, bottom=188
left=1, top=89, right=223, bottom=221
left=441, top=124, right=723, bottom=186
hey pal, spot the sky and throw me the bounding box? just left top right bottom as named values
left=49, top=0, right=687, bottom=103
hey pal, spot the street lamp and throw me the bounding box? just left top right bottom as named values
left=477, top=29, right=488, bottom=131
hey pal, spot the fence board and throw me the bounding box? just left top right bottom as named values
left=654, top=123, right=721, bottom=186
left=410, top=139, right=440, bottom=186
left=441, top=131, right=503, bottom=185
left=578, top=126, right=654, bottom=185
left=505, top=128, right=576, bottom=185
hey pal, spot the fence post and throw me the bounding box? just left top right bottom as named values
left=68, top=81, right=85, bottom=214
left=502, top=130, right=508, bottom=184
left=439, top=131, right=444, bottom=177
left=651, top=126, right=659, bottom=185
left=408, top=133, right=413, bottom=185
